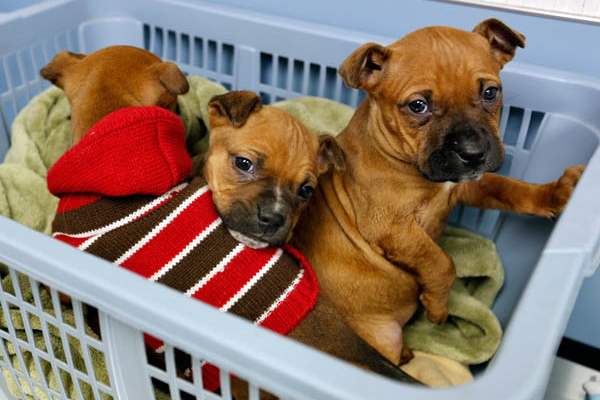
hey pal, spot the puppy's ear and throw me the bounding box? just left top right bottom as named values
left=40, top=51, right=85, bottom=88
left=317, top=134, right=345, bottom=175
left=151, top=61, right=189, bottom=95
left=473, top=18, right=526, bottom=67
left=339, top=42, right=390, bottom=90
left=208, top=91, right=262, bottom=129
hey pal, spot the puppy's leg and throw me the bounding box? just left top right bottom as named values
left=230, top=298, right=419, bottom=400
left=456, top=165, right=584, bottom=218
left=377, top=222, right=456, bottom=326
left=289, top=297, right=419, bottom=380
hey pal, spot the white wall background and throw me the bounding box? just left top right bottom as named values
left=448, top=0, right=600, bottom=21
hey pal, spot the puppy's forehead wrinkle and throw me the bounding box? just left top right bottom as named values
left=246, top=120, right=313, bottom=156
left=228, top=107, right=319, bottom=186
left=369, top=104, right=415, bottom=163
left=387, top=28, right=499, bottom=95
left=230, top=144, right=267, bottom=160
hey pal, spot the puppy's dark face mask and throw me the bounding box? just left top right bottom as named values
left=411, top=85, right=505, bottom=183
left=220, top=177, right=305, bottom=248
left=204, top=91, right=344, bottom=248
left=338, top=19, right=525, bottom=183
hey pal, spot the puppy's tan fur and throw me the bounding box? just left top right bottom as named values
left=294, top=19, right=584, bottom=365
left=41, top=45, right=189, bottom=144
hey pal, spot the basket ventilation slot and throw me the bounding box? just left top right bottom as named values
left=500, top=106, right=546, bottom=152
left=143, top=24, right=235, bottom=91
left=0, top=29, right=80, bottom=155
left=258, top=51, right=365, bottom=106
left=0, top=267, right=114, bottom=399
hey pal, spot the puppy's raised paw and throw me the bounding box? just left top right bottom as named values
left=547, top=164, right=585, bottom=217
left=419, top=292, right=449, bottom=325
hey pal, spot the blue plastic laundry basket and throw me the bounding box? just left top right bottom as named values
left=0, top=1, right=599, bottom=399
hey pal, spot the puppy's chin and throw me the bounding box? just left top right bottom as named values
left=420, top=149, right=503, bottom=183
left=228, top=229, right=270, bottom=249
left=217, top=200, right=291, bottom=248
left=421, top=166, right=486, bottom=183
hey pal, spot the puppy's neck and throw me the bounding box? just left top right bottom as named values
left=338, top=99, right=420, bottom=178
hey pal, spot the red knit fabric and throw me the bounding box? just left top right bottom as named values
left=262, top=244, right=320, bottom=332
left=48, top=106, right=318, bottom=393
left=48, top=106, right=192, bottom=197
left=119, top=190, right=219, bottom=278
left=52, top=233, right=90, bottom=248
left=56, top=194, right=101, bottom=213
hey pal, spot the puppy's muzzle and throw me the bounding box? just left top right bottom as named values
left=424, top=122, right=503, bottom=182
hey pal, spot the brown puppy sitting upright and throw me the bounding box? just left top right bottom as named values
left=294, top=19, right=584, bottom=366
left=41, top=45, right=189, bottom=144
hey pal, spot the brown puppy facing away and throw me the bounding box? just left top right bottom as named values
left=41, top=45, right=189, bottom=144
left=294, top=18, right=585, bottom=366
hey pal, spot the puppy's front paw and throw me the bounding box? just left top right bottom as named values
left=400, top=345, right=415, bottom=365
left=546, top=164, right=585, bottom=217
left=419, top=292, right=449, bottom=324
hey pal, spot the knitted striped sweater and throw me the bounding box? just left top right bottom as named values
left=47, top=106, right=318, bottom=390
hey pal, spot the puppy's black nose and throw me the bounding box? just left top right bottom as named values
left=258, top=208, right=285, bottom=231
left=455, top=146, right=486, bottom=165
left=447, top=133, right=489, bottom=167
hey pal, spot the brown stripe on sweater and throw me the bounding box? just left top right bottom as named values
left=52, top=195, right=157, bottom=234
left=157, top=223, right=238, bottom=292
left=84, top=182, right=204, bottom=261
left=228, top=252, right=300, bottom=322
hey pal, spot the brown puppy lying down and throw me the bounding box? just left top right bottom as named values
left=294, top=18, right=584, bottom=366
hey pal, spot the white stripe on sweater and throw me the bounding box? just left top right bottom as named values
left=78, top=234, right=100, bottom=251
left=254, top=269, right=305, bottom=325
left=184, top=243, right=245, bottom=297
left=220, top=248, right=283, bottom=312
left=115, top=185, right=209, bottom=265
left=149, top=218, right=223, bottom=282
left=52, top=182, right=189, bottom=240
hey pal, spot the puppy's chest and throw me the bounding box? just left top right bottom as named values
left=411, top=186, right=456, bottom=238
left=357, top=179, right=454, bottom=239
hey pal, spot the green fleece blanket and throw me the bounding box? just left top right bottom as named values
left=0, top=76, right=503, bottom=397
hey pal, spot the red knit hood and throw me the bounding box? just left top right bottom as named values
left=48, top=106, right=192, bottom=198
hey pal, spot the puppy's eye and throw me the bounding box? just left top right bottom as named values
left=234, top=157, right=254, bottom=173
left=408, top=99, right=429, bottom=115
left=482, top=86, right=499, bottom=102
left=298, top=184, right=314, bottom=200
